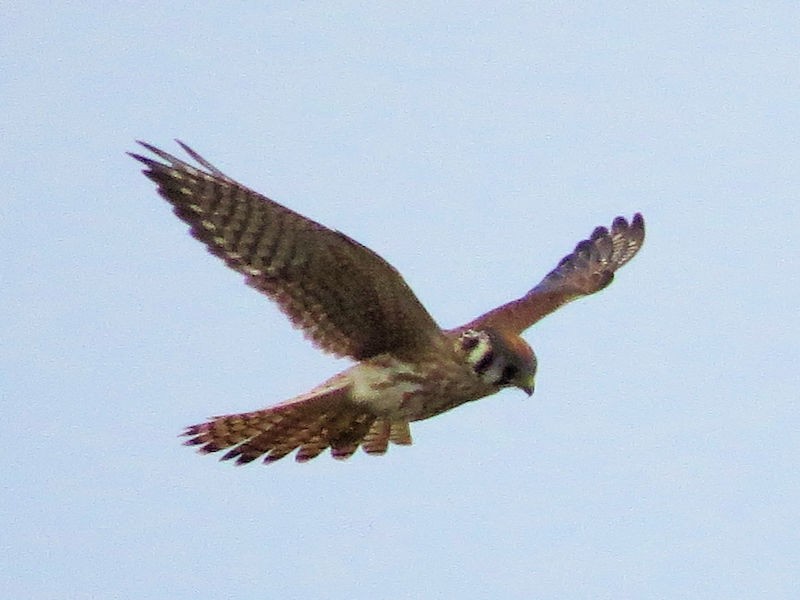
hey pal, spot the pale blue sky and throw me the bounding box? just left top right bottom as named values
left=3, top=3, right=798, bottom=599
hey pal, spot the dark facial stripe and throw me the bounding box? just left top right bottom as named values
left=473, top=349, right=494, bottom=374
left=495, top=364, right=519, bottom=386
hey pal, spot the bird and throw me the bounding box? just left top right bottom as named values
left=130, top=141, right=645, bottom=465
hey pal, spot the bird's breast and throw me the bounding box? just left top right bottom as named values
left=347, top=353, right=497, bottom=421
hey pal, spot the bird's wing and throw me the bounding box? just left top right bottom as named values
left=461, top=214, right=644, bottom=334
left=131, top=141, right=441, bottom=360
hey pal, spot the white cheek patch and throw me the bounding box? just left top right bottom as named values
left=466, top=334, right=491, bottom=365
left=459, top=330, right=502, bottom=385
left=482, top=361, right=508, bottom=386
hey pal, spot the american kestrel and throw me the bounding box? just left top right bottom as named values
left=131, top=141, right=645, bottom=465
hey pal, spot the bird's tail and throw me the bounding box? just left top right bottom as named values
left=182, top=383, right=412, bottom=464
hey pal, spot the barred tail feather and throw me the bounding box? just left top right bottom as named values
left=362, top=419, right=413, bottom=455
left=182, top=385, right=412, bottom=464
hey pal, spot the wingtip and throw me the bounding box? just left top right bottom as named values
left=126, top=150, right=147, bottom=164
left=611, top=213, right=645, bottom=241
left=590, top=225, right=609, bottom=241
left=133, top=140, right=160, bottom=155
left=128, top=140, right=155, bottom=164
left=611, top=215, right=629, bottom=230
left=632, top=212, right=645, bottom=234
left=174, top=138, right=192, bottom=154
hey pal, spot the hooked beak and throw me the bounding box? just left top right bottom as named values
left=519, top=375, right=535, bottom=397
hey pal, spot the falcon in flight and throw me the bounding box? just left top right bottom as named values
left=131, top=141, right=645, bottom=465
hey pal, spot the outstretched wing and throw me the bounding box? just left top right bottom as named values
left=461, top=214, right=644, bottom=334
left=130, top=141, right=441, bottom=360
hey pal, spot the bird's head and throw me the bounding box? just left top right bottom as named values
left=457, top=328, right=537, bottom=395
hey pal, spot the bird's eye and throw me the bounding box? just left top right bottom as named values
left=499, top=364, right=518, bottom=385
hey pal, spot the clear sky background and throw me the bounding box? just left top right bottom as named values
left=3, top=3, right=798, bottom=599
